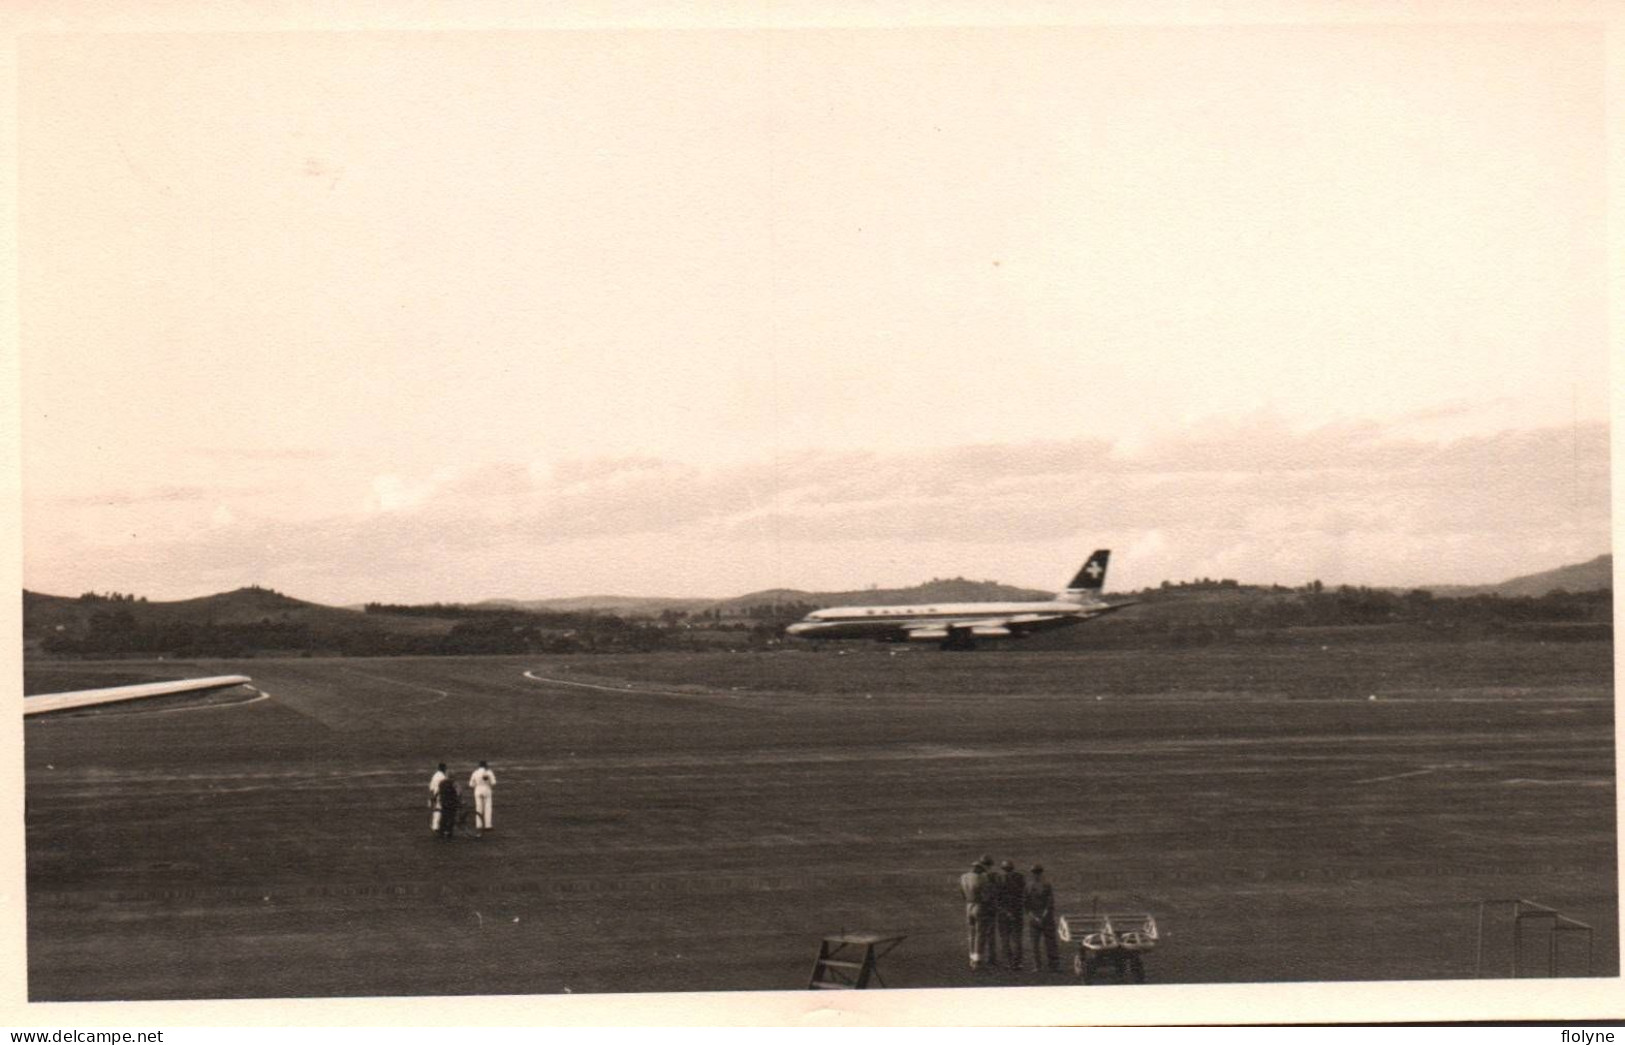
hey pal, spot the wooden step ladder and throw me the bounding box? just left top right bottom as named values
left=808, top=931, right=906, bottom=989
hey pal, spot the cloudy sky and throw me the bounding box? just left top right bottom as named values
left=17, top=12, right=1612, bottom=604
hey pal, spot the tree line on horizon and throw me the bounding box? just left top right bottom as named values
left=27, top=582, right=1611, bottom=659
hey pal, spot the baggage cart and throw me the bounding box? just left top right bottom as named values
left=1058, top=910, right=1159, bottom=983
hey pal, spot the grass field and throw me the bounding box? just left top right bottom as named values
left=23, top=640, right=1616, bottom=1000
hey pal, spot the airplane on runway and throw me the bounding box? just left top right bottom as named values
left=783, top=550, right=1132, bottom=650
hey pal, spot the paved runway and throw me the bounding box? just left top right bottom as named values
left=24, top=643, right=1617, bottom=999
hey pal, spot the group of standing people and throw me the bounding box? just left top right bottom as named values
left=958, top=855, right=1061, bottom=972
left=428, top=760, right=497, bottom=840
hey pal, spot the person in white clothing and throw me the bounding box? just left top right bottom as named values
left=428, top=762, right=448, bottom=832
left=469, top=760, right=496, bottom=832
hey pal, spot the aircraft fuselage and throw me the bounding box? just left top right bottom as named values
left=782, top=550, right=1128, bottom=648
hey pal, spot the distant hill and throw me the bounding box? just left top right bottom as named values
left=1431, top=554, right=1612, bottom=598
left=24, top=586, right=380, bottom=633
left=489, top=555, right=1612, bottom=616
left=476, top=595, right=717, bottom=615
left=20, top=586, right=442, bottom=657
left=712, top=577, right=1054, bottom=614
left=469, top=578, right=1054, bottom=616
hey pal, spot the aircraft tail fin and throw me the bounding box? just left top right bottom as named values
left=1060, top=550, right=1111, bottom=602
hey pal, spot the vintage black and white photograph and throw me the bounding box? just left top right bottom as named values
left=10, top=0, right=1618, bottom=1025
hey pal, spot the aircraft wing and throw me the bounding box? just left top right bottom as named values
left=23, top=675, right=255, bottom=717
left=1001, top=613, right=1076, bottom=637
left=1025, top=600, right=1138, bottom=631
left=891, top=601, right=1136, bottom=643
left=918, top=601, right=1137, bottom=639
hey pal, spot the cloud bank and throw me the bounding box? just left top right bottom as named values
left=23, top=418, right=1611, bottom=603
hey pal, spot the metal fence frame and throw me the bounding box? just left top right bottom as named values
left=1475, top=898, right=1594, bottom=978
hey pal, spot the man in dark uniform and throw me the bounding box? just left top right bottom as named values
left=975, top=858, right=1001, bottom=975
left=1025, top=864, right=1060, bottom=972
left=436, top=775, right=461, bottom=840
left=957, top=860, right=995, bottom=970
left=995, top=859, right=1026, bottom=970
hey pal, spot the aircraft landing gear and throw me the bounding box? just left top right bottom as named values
left=940, top=630, right=976, bottom=652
